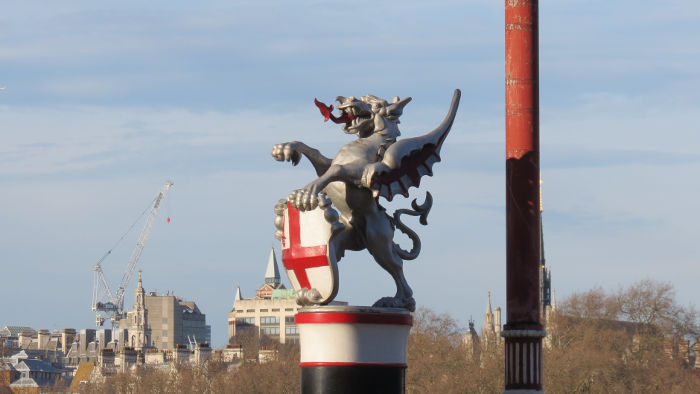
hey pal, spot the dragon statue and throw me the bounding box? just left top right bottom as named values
left=271, top=89, right=460, bottom=311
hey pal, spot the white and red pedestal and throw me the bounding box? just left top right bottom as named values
left=296, top=306, right=412, bottom=394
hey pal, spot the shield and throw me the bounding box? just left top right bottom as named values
left=280, top=201, right=339, bottom=304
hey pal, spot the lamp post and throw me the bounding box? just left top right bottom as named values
left=504, top=0, right=545, bottom=392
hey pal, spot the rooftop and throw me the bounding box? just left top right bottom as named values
left=1, top=326, right=35, bottom=337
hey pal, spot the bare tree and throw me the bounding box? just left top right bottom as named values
left=80, top=281, right=700, bottom=393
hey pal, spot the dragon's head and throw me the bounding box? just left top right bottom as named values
left=334, top=95, right=412, bottom=137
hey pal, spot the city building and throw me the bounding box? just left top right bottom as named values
left=481, top=292, right=502, bottom=350
left=228, top=248, right=346, bottom=345
left=464, top=292, right=503, bottom=358
left=117, top=271, right=211, bottom=351
left=1, top=350, right=68, bottom=391
left=0, top=326, right=35, bottom=349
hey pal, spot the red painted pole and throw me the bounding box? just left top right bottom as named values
left=504, top=0, right=544, bottom=392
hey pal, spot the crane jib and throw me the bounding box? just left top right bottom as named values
left=91, top=180, right=174, bottom=326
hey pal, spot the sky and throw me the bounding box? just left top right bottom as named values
left=1, top=1, right=699, bottom=347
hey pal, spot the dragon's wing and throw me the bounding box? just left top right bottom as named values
left=361, top=89, right=461, bottom=201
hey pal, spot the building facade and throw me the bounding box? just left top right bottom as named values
left=118, top=271, right=210, bottom=350
left=463, top=292, right=503, bottom=358
left=228, top=249, right=300, bottom=344
left=120, top=271, right=150, bottom=350
left=228, top=248, right=345, bottom=345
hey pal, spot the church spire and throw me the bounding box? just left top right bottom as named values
left=483, top=291, right=494, bottom=333
left=135, top=269, right=145, bottom=308
left=486, top=291, right=493, bottom=315
left=132, top=269, right=148, bottom=350
left=482, top=291, right=497, bottom=349
left=137, top=269, right=143, bottom=289
left=235, top=284, right=242, bottom=301
left=264, top=248, right=281, bottom=285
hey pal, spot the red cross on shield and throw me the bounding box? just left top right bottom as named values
left=281, top=201, right=339, bottom=304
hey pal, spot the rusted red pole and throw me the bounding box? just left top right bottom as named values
left=504, top=0, right=544, bottom=392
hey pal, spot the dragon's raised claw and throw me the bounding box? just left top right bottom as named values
left=288, top=189, right=320, bottom=211
left=271, top=142, right=302, bottom=166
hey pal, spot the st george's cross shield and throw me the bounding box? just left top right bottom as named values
left=280, top=201, right=339, bottom=304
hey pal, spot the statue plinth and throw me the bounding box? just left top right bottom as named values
left=296, top=305, right=412, bottom=394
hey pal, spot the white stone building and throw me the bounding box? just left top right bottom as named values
left=228, top=248, right=346, bottom=345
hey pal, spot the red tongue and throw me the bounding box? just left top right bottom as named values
left=314, top=98, right=354, bottom=124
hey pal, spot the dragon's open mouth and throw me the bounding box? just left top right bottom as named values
left=314, top=97, right=373, bottom=134
left=339, top=107, right=372, bottom=130
left=339, top=107, right=372, bottom=134
left=336, top=107, right=356, bottom=125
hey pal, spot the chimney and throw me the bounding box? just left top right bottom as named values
left=37, top=329, right=50, bottom=350
left=679, top=339, right=690, bottom=364
left=18, top=330, right=33, bottom=349
left=96, top=329, right=112, bottom=351
left=79, top=329, right=96, bottom=357
left=120, top=347, right=138, bottom=373
left=223, top=344, right=242, bottom=362
left=61, top=328, right=76, bottom=355
left=99, top=348, right=115, bottom=368
left=194, top=342, right=212, bottom=365
left=174, top=344, right=190, bottom=364
left=663, top=338, right=677, bottom=359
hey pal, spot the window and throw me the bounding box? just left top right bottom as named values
left=260, top=309, right=268, bottom=312
left=262, top=327, right=280, bottom=335
left=272, top=308, right=280, bottom=312
left=246, top=309, right=255, bottom=312
left=162, top=318, right=168, bottom=324
left=285, top=326, right=298, bottom=335
left=285, top=308, right=294, bottom=312
left=285, top=316, right=295, bottom=324
left=236, top=310, right=244, bottom=313
left=236, top=317, right=255, bottom=326
left=162, top=330, right=168, bottom=337
left=261, top=316, right=279, bottom=325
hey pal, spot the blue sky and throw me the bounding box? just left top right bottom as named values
left=1, top=1, right=699, bottom=346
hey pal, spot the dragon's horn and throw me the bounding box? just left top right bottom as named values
left=386, top=96, right=412, bottom=119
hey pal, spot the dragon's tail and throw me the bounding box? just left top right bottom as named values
left=393, top=192, right=433, bottom=260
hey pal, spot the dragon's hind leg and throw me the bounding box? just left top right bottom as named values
left=364, top=211, right=415, bottom=311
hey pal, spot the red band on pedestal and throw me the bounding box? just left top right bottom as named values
left=295, top=312, right=413, bottom=326
left=300, top=362, right=407, bottom=368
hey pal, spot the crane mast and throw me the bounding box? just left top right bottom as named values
left=92, top=180, right=173, bottom=326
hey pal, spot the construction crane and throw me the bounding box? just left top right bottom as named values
left=92, top=180, right=174, bottom=327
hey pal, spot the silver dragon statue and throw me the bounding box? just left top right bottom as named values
left=272, top=89, right=460, bottom=311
